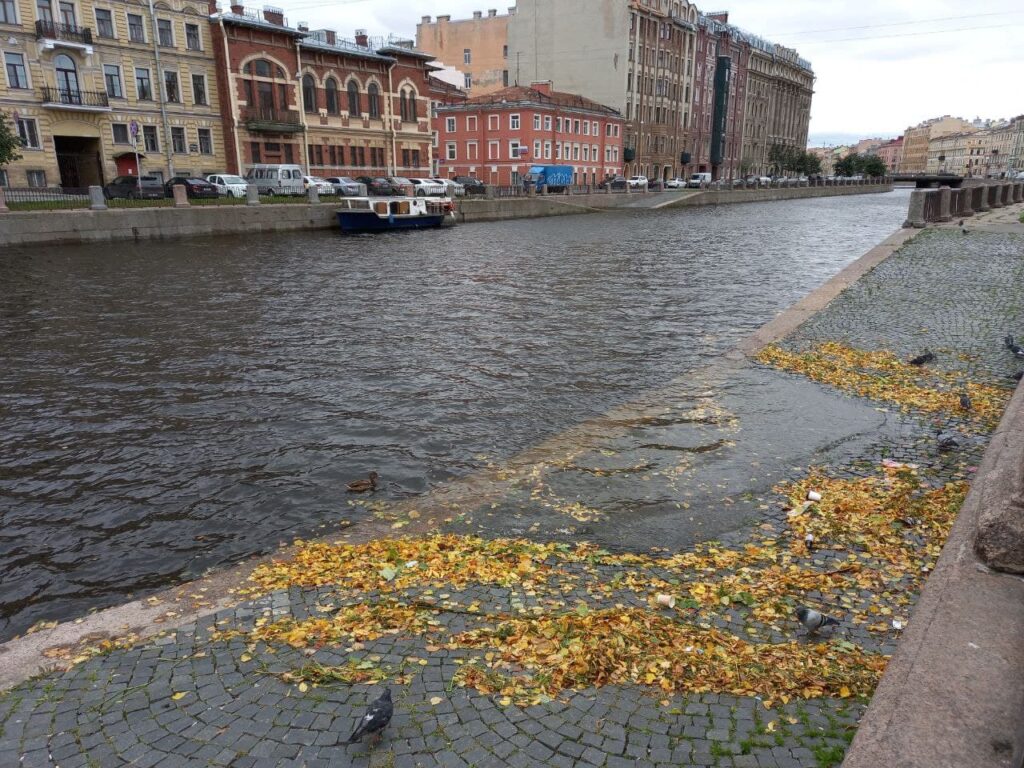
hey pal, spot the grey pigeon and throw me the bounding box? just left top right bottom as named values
left=908, top=350, right=935, bottom=366
left=796, top=606, right=840, bottom=634
left=1005, top=336, right=1024, bottom=357
left=959, top=219, right=967, bottom=234
left=959, top=393, right=972, bottom=411
left=345, top=689, right=393, bottom=746
left=937, top=432, right=959, bottom=452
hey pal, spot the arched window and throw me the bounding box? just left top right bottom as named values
left=254, top=59, right=271, bottom=77
left=347, top=80, right=360, bottom=116
left=302, top=74, right=316, bottom=113
left=55, top=54, right=79, bottom=100
left=400, top=87, right=417, bottom=122
left=325, top=78, right=338, bottom=114
left=367, top=82, right=380, bottom=118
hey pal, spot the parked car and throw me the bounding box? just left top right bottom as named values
left=324, top=176, right=364, bottom=196
left=687, top=172, right=712, bottom=188
left=103, top=175, right=164, bottom=200
left=407, top=178, right=446, bottom=197
left=301, top=176, right=335, bottom=195
left=206, top=173, right=248, bottom=198
left=599, top=175, right=628, bottom=190
left=664, top=177, right=687, bottom=189
left=432, top=178, right=465, bottom=196
left=627, top=175, right=649, bottom=189
left=164, top=176, right=219, bottom=199
left=244, top=164, right=305, bottom=195
left=355, top=176, right=404, bottom=196
left=453, top=176, right=487, bottom=195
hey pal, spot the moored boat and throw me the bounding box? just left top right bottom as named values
left=335, top=196, right=456, bottom=232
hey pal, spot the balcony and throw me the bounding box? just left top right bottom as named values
left=41, top=86, right=110, bottom=112
left=241, top=106, right=304, bottom=133
left=35, top=20, right=94, bottom=52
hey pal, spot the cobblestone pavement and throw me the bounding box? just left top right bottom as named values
left=1, top=219, right=1022, bottom=768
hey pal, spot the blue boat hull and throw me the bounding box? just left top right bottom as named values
left=336, top=210, right=446, bottom=232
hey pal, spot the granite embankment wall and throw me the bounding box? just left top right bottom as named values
left=0, top=184, right=892, bottom=246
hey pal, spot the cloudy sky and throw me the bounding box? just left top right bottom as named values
left=270, top=0, right=1024, bottom=145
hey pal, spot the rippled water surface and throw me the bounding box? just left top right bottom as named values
left=0, top=191, right=910, bottom=638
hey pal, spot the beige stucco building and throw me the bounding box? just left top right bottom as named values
left=899, top=116, right=975, bottom=174
left=416, top=9, right=512, bottom=96
left=0, top=0, right=227, bottom=189
left=923, top=116, right=1024, bottom=178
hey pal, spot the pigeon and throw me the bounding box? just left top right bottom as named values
left=1005, top=336, right=1024, bottom=357
left=959, top=219, right=967, bottom=234
left=937, top=432, right=959, bottom=452
left=346, top=472, right=379, bottom=493
left=908, top=350, right=935, bottom=366
left=345, top=689, right=393, bottom=746
left=959, top=393, right=972, bottom=411
left=795, top=606, right=840, bottom=635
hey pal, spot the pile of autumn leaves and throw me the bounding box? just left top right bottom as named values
left=220, top=342, right=998, bottom=706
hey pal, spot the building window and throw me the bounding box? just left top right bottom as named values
left=533, top=114, right=540, bottom=130
left=112, top=123, right=129, bottom=144
left=488, top=114, right=498, bottom=130
left=533, top=139, right=541, bottom=157
left=251, top=141, right=261, bottom=163
left=171, top=126, right=186, bottom=153
left=185, top=22, right=200, bottom=50
left=163, top=70, right=179, bottom=102
left=346, top=79, right=359, bottom=116
left=400, top=87, right=417, bottom=122
left=157, top=18, right=173, bottom=47
left=544, top=115, right=552, bottom=131
left=367, top=82, right=380, bottom=117
left=467, top=115, right=476, bottom=131
left=303, top=74, right=316, bottom=113
left=502, top=70, right=508, bottom=87
left=4, top=51, right=28, bottom=89
left=143, top=124, right=158, bottom=151
left=463, top=73, right=472, bottom=89
left=510, top=114, right=520, bottom=130
left=502, top=44, right=508, bottom=59
left=27, top=170, right=46, bottom=187
left=467, top=141, right=478, bottom=160
left=197, top=127, right=212, bottom=154
left=16, top=117, right=40, bottom=148
left=445, top=116, right=455, bottom=132
left=325, top=77, right=338, bottom=113
left=191, top=73, right=207, bottom=105
left=35, top=0, right=51, bottom=23
left=135, top=67, right=152, bottom=100
left=284, top=143, right=293, bottom=163
left=446, top=141, right=456, bottom=160
left=0, top=169, right=7, bottom=187
left=0, top=0, right=16, bottom=24
left=488, top=140, right=499, bottom=159
left=509, top=140, right=521, bottom=158
left=95, top=8, right=114, bottom=37
left=103, top=64, right=122, bottom=97
left=544, top=140, right=551, bottom=159
left=127, top=12, right=144, bottom=42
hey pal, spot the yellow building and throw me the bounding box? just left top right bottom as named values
left=0, top=0, right=226, bottom=189
left=899, top=116, right=975, bottom=174
left=416, top=10, right=511, bottom=96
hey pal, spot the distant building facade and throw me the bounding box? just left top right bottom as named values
left=873, top=136, right=903, bottom=174
left=921, top=115, right=1024, bottom=178
left=433, top=82, right=623, bottom=186
left=416, top=9, right=513, bottom=95
left=899, top=116, right=976, bottom=173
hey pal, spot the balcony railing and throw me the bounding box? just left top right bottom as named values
left=41, top=86, right=110, bottom=109
left=241, top=106, right=303, bottom=133
left=35, top=20, right=93, bottom=45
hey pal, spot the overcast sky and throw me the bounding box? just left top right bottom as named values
left=270, top=0, right=1024, bottom=145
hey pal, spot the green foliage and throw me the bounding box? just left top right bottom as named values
left=834, top=153, right=887, bottom=178
left=0, top=110, right=23, bottom=168
left=767, top=143, right=822, bottom=176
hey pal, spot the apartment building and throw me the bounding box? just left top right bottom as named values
left=924, top=115, right=1024, bottom=179
left=0, top=0, right=226, bottom=188
left=434, top=81, right=623, bottom=186
left=209, top=5, right=435, bottom=178
left=416, top=9, right=512, bottom=95
left=899, top=116, right=975, bottom=174
left=873, top=136, right=903, bottom=174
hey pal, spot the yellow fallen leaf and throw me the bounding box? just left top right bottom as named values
left=240, top=653, right=252, bottom=663
left=298, top=682, right=308, bottom=692
left=171, top=692, right=187, bottom=701
left=839, top=686, right=851, bottom=698
left=429, top=696, right=443, bottom=705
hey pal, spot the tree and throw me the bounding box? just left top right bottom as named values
left=0, top=110, right=22, bottom=168
left=861, top=154, right=887, bottom=178
left=834, top=152, right=888, bottom=178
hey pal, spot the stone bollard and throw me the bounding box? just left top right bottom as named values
left=937, top=186, right=952, bottom=222
left=541, top=184, right=548, bottom=196
left=307, top=185, right=319, bottom=204
left=903, top=189, right=928, bottom=228
left=960, top=186, right=974, bottom=217
left=484, top=185, right=495, bottom=200
left=1014, top=182, right=1023, bottom=203
left=990, top=183, right=1004, bottom=209
left=172, top=184, right=189, bottom=207
left=977, top=185, right=991, bottom=212
left=88, top=185, right=107, bottom=211
left=1002, top=182, right=1013, bottom=206
left=0, top=187, right=8, bottom=213
left=606, top=183, right=612, bottom=195
left=246, top=184, right=260, bottom=206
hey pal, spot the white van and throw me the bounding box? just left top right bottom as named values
left=688, top=172, right=712, bottom=188
left=244, top=164, right=305, bottom=195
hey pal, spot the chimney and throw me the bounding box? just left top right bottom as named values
left=437, top=15, right=450, bottom=22
left=708, top=12, right=728, bottom=23
left=473, top=10, right=481, bottom=18
left=207, top=0, right=217, bottom=13
left=488, top=8, right=497, bottom=16
left=508, top=7, right=516, bottom=14
left=229, top=3, right=243, bottom=14
left=355, top=28, right=368, bottom=47
left=297, top=21, right=308, bottom=31
left=421, top=15, right=431, bottom=24
left=325, top=29, right=336, bottom=45
left=531, top=80, right=552, bottom=95
left=262, top=5, right=284, bottom=25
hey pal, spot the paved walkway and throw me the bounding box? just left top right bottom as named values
left=1, top=203, right=1022, bottom=768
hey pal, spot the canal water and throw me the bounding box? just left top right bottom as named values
left=0, top=190, right=910, bottom=639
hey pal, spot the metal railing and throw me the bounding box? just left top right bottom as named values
left=241, top=106, right=302, bottom=130
left=41, top=86, right=109, bottom=108
left=35, top=20, right=93, bottom=44
left=1, top=187, right=91, bottom=210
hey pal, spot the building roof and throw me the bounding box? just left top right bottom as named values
left=441, top=85, right=620, bottom=117
left=300, top=36, right=395, bottom=63
left=214, top=11, right=307, bottom=37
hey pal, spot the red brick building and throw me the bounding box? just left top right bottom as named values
left=434, top=83, right=624, bottom=186
left=209, top=4, right=435, bottom=177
